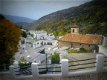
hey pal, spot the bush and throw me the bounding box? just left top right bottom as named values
left=79, top=48, right=87, bottom=53
left=51, top=52, right=60, bottom=64
left=19, top=62, right=31, bottom=69
left=67, top=48, right=87, bottom=54
left=67, top=50, right=79, bottom=54
left=19, top=57, right=31, bottom=69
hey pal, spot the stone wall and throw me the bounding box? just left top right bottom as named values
left=58, top=41, right=98, bottom=51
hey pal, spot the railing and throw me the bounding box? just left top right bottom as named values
left=104, top=57, right=107, bottom=67
left=9, top=54, right=107, bottom=78
left=38, top=63, right=61, bottom=74
left=0, top=64, right=10, bottom=72
left=69, top=58, right=96, bottom=71
left=14, top=65, right=32, bottom=76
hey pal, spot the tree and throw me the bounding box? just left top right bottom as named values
left=22, top=31, right=27, bottom=38
left=0, top=16, right=22, bottom=64
left=0, top=14, right=5, bottom=19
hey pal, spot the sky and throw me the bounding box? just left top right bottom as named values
left=0, top=0, right=91, bottom=20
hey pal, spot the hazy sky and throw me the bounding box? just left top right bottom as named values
left=0, top=0, right=2, bottom=13
left=0, top=0, right=91, bottom=20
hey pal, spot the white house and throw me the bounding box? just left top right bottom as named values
left=28, top=30, right=55, bottom=40
left=31, top=40, right=58, bottom=48
left=28, top=30, right=47, bottom=40
left=21, top=30, right=57, bottom=49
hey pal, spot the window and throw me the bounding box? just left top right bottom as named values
left=73, top=29, right=75, bottom=32
left=44, top=42, right=46, bottom=45
left=47, top=42, right=52, bottom=45
left=89, top=45, right=90, bottom=47
left=41, top=42, right=43, bottom=45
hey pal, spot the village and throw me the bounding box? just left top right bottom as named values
left=16, top=24, right=104, bottom=63
left=5, top=24, right=106, bottom=78
left=1, top=0, right=107, bottom=79
left=1, top=22, right=107, bottom=80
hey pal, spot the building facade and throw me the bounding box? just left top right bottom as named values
left=58, top=24, right=102, bottom=52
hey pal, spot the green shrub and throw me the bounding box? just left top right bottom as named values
left=67, top=48, right=87, bottom=54
left=19, top=56, right=26, bottom=63
left=67, top=50, right=79, bottom=54
left=19, top=62, right=31, bottom=69
left=51, top=52, right=60, bottom=64
left=79, top=48, right=87, bottom=53
left=19, top=57, right=31, bottom=69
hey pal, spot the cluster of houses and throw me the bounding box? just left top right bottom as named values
left=10, top=24, right=107, bottom=79
left=8, top=24, right=107, bottom=79
left=20, top=30, right=58, bottom=49
left=15, top=30, right=58, bottom=63
left=20, top=24, right=107, bottom=54
left=17, top=24, right=107, bottom=63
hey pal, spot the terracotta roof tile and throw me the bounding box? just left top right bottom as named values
left=59, top=34, right=102, bottom=45
left=71, top=24, right=79, bottom=28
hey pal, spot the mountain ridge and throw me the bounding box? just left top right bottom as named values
left=2, top=14, right=35, bottom=29
left=4, top=15, right=35, bottom=23
left=29, top=0, right=107, bottom=36
left=29, top=1, right=91, bottom=29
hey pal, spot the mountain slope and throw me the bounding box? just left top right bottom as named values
left=30, top=0, right=107, bottom=36
left=4, top=15, right=34, bottom=23
left=3, top=15, right=35, bottom=29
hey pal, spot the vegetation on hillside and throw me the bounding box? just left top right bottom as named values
left=30, top=0, right=107, bottom=36
left=0, top=15, right=22, bottom=64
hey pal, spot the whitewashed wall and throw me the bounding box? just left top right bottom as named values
left=99, top=45, right=107, bottom=55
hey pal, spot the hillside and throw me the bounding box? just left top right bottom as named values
left=30, top=0, right=107, bottom=36
left=4, top=15, right=34, bottom=23
left=2, top=15, right=35, bottom=29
